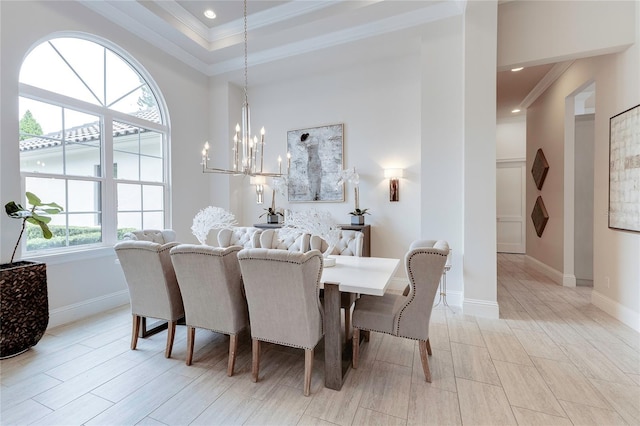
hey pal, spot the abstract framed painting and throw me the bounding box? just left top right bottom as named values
left=287, top=124, right=344, bottom=202
left=609, top=104, right=640, bottom=232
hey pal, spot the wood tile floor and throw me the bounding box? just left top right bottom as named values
left=1, top=253, right=639, bottom=425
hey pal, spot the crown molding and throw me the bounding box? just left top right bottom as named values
left=209, top=0, right=464, bottom=76
left=79, top=0, right=211, bottom=74
left=520, top=60, right=574, bottom=110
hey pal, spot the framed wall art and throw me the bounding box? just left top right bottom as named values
left=287, top=123, right=344, bottom=202
left=609, top=104, right=640, bottom=232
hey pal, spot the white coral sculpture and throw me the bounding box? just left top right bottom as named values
left=283, top=208, right=340, bottom=257
left=191, top=206, right=237, bottom=245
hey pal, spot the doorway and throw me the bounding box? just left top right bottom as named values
left=563, top=82, right=595, bottom=287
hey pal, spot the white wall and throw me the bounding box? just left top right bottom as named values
left=0, top=1, right=210, bottom=326
left=420, top=15, right=465, bottom=306
left=223, top=53, right=423, bottom=270
left=498, top=0, right=636, bottom=69
left=497, top=116, right=526, bottom=160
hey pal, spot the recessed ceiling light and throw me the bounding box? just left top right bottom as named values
left=511, top=67, right=524, bottom=72
left=511, top=109, right=521, bottom=113
left=204, top=9, right=216, bottom=19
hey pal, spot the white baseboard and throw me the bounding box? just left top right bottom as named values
left=525, top=255, right=565, bottom=285
left=562, top=274, right=577, bottom=287
left=463, top=298, right=499, bottom=318
left=48, top=290, right=129, bottom=328
left=591, top=290, right=640, bottom=332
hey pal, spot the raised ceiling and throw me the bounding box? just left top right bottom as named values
left=80, top=0, right=553, bottom=119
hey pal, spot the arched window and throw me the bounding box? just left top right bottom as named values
left=19, top=35, right=169, bottom=252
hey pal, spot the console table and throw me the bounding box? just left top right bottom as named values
left=253, top=223, right=371, bottom=257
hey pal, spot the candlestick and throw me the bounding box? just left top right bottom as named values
left=260, top=127, right=265, bottom=172
left=287, top=151, right=291, bottom=173
left=278, top=155, right=282, bottom=174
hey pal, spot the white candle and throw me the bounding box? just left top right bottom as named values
left=278, top=156, right=282, bottom=174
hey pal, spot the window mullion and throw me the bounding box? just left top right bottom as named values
left=103, top=116, right=116, bottom=245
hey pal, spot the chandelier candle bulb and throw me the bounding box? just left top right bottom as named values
left=287, top=152, right=291, bottom=173
left=278, top=156, right=282, bottom=174
left=260, top=127, right=265, bottom=172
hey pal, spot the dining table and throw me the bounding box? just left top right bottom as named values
left=320, top=255, right=400, bottom=390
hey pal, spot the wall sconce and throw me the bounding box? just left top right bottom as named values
left=250, top=176, right=266, bottom=204
left=384, top=168, right=404, bottom=202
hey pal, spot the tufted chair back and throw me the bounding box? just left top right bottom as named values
left=351, top=239, right=449, bottom=383
left=310, top=230, right=363, bottom=256
left=122, top=229, right=177, bottom=244
left=217, top=226, right=262, bottom=248
left=259, top=229, right=310, bottom=252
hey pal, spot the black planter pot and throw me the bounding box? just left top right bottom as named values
left=0, top=261, right=49, bottom=358
left=351, top=215, right=365, bottom=225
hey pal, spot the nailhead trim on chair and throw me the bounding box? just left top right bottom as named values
left=395, top=250, right=447, bottom=336
left=239, top=251, right=325, bottom=335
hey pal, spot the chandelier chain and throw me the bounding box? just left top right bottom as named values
left=243, top=0, right=248, bottom=105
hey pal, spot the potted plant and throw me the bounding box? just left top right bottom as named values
left=338, top=167, right=370, bottom=225
left=259, top=189, right=284, bottom=224
left=1, top=192, right=63, bottom=358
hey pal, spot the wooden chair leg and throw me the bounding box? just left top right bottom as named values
left=426, top=338, right=432, bottom=356
left=352, top=328, right=360, bottom=369
left=165, top=320, right=177, bottom=358
left=186, top=326, right=195, bottom=365
left=227, top=334, right=238, bottom=377
left=131, top=315, right=140, bottom=350
left=304, top=349, right=314, bottom=396
left=251, top=339, right=260, bottom=383
left=419, top=340, right=432, bottom=382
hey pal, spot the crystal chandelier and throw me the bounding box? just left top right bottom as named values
left=201, top=0, right=286, bottom=178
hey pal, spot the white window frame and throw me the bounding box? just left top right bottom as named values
left=19, top=33, right=171, bottom=258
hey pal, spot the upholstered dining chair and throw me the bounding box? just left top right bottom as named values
left=122, top=229, right=177, bottom=244
left=310, top=230, right=364, bottom=342
left=114, top=240, right=184, bottom=358
left=352, top=240, right=449, bottom=382
left=217, top=226, right=262, bottom=249
left=169, top=244, right=248, bottom=375
left=237, top=248, right=324, bottom=396
left=259, top=228, right=310, bottom=252
left=309, top=230, right=363, bottom=256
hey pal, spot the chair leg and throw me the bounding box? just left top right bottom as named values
left=131, top=315, right=140, bottom=350
left=304, top=349, right=314, bottom=396
left=363, top=330, right=370, bottom=342
left=426, top=338, right=432, bottom=356
left=419, top=340, right=432, bottom=382
left=252, top=338, right=260, bottom=383
left=186, top=326, right=195, bottom=365
left=165, top=320, right=177, bottom=358
left=352, top=328, right=360, bottom=369
left=227, top=334, right=238, bottom=377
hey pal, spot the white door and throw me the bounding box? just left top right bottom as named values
left=496, top=160, right=526, bottom=253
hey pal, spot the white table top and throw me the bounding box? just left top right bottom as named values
left=320, top=255, right=400, bottom=296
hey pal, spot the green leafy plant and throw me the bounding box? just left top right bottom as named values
left=4, top=192, right=63, bottom=264
left=349, top=208, right=370, bottom=216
